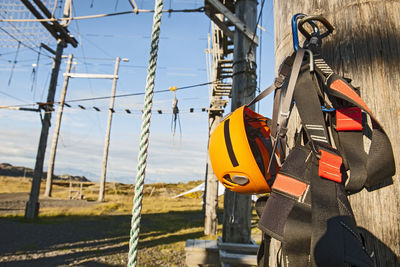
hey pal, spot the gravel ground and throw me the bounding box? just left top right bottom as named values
left=0, top=193, right=186, bottom=266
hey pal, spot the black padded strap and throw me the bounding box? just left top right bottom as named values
left=294, top=67, right=330, bottom=146
left=338, top=131, right=368, bottom=193
left=326, top=74, right=395, bottom=190
left=309, top=150, right=343, bottom=266
left=258, top=146, right=312, bottom=266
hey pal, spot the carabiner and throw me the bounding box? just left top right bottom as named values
left=291, top=13, right=306, bottom=51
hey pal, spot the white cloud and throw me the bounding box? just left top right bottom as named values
left=0, top=113, right=209, bottom=184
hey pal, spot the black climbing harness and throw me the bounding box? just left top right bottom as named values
left=253, top=14, right=395, bottom=267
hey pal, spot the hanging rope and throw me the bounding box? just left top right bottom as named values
left=128, top=0, right=163, bottom=266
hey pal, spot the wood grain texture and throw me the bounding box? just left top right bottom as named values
left=274, top=0, right=400, bottom=264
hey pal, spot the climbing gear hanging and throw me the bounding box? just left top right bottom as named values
left=128, top=0, right=163, bottom=266
left=208, top=13, right=395, bottom=266
left=255, top=15, right=396, bottom=267
left=170, top=86, right=181, bottom=137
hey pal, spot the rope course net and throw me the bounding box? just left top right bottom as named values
left=128, top=0, right=163, bottom=266
left=0, top=0, right=57, bottom=48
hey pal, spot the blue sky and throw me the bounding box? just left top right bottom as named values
left=0, top=0, right=275, bottom=184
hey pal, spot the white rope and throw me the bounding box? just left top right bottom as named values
left=127, top=0, right=163, bottom=266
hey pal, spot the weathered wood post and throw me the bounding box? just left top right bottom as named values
left=45, top=53, right=73, bottom=197
left=274, top=0, right=400, bottom=264
left=204, top=113, right=222, bottom=235
left=25, top=40, right=64, bottom=219
left=98, top=57, right=123, bottom=202
left=223, top=0, right=257, bottom=244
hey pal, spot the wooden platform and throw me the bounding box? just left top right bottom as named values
left=185, top=238, right=258, bottom=267
left=185, top=239, right=219, bottom=266
left=218, top=237, right=258, bottom=267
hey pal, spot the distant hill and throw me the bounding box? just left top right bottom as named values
left=0, top=163, right=90, bottom=182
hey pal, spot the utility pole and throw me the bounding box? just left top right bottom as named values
left=223, top=0, right=257, bottom=244
left=274, top=0, right=400, bottom=265
left=25, top=39, right=65, bottom=218
left=22, top=0, right=78, bottom=219
left=45, top=53, right=73, bottom=197
left=204, top=0, right=258, bottom=243
left=98, top=57, right=123, bottom=202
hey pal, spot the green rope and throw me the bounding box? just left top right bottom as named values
left=128, top=0, right=163, bottom=266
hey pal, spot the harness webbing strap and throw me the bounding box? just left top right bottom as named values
left=278, top=49, right=305, bottom=131
left=310, top=145, right=374, bottom=267
left=247, top=83, right=276, bottom=108
left=326, top=74, right=395, bottom=191
left=259, top=146, right=312, bottom=266
left=337, top=130, right=367, bottom=193
left=293, top=66, right=330, bottom=145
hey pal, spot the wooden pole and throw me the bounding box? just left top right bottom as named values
left=44, top=53, right=73, bottom=197
left=98, top=57, right=121, bottom=202
left=204, top=17, right=226, bottom=235
left=25, top=39, right=64, bottom=219
left=204, top=113, right=222, bottom=235
left=274, top=0, right=400, bottom=264
left=222, top=0, right=257, bottom=244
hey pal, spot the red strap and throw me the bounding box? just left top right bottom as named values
left=272, top=173, right=307, bottom=197
left=330, top=79, right=373, bottom=115
left=336, top=107, right=362, bottom=131
left=319, top=150, right=343, bottom=183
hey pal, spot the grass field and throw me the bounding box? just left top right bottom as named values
left=0, top=176, right=261, bottom=266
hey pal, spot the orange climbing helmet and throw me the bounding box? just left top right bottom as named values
left=209, top=106, right=279, bottom=194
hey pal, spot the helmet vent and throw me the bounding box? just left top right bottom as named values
left=223, top=174, right=249, bottom=186
left=223, top=174, right=234, bottom=183
left=232, top=175, right=249, bottom=185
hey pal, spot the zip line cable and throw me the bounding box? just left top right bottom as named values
left=0, top=80, right=218, bottom=109
left=2, top=105, right=210, bottom=115
left=0, top=7, right=204, bottom=23
left=66, top=81, right=216, bottom=103
left=7, top=41, right=21, bottom=86
left=0, top=48, right=31, bottom=56
left=0, top=91, right=29, bottom=103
